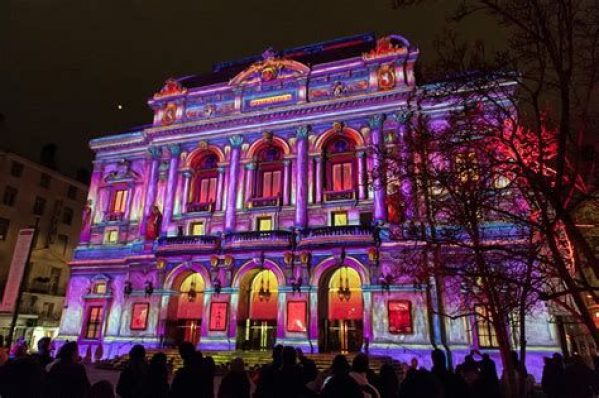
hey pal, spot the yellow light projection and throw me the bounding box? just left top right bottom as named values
left=177, top=273, right=205, bottom=319
left=328, top=267, right=363, bottom=320
left=250, top=270, right=278, bottom=320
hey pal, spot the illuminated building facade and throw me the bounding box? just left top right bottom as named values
left=57, top=33, right=559, bottom=374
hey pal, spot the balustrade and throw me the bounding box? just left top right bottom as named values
left=223, top=230, right=293, bottom=249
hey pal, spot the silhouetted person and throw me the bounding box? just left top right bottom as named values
left=46, top=341, right=91, bottom=398
left=542, top=354, right=564, bottom=398
left=562, top=355, right=598, bottom=398
left=0, top=341, right=45, bottom=397
left=474, top=354, right=499, bottom=398
left=147, top=352, right=169, bottom=398
left=296, top=348, right=317, bottom=383
left=254, top=344, right=283, bottom=398
left=31, top=336, right=54, bottom=368
left=117, top=344, right=148, bottom=398
left=203, top=355, right=216, bottom=398
left=90, top=380, right=116, bottom=398
left=218, top=357, right=250, bottom=398
left=320, top=354, right=362, bottom=398
left=399, top=368, right=442, bottom=398
left=349, top=353, right=380, bottom=398
left=379, top=363, right=399, bottom=398
left=171, top=342, right=206, bottom=398
left=272, top=346, right=309, bottom=398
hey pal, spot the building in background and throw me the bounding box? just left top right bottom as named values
left=0, top=150, right=87, bottom=347
left=58, top=33, right=560, bottom=378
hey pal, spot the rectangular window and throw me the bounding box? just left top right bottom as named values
left=332, top=211, right=348, bottom=227
left=359, top=212, right=373, bottom=227
left=332, top=162, right=353, bottom=191
left=57, top=234, right=68, bottom=256
left=388, top=300, right=413, bottom=334
left=190, top=222, right=205, bottom=236
left=475, top=306, right=499, bottom=348
left=257, top=216, right=273, bottom=231
left=3, top=186, right=18, bottom=207
left=10, top=161, right=24, bottom=177
left=62, top=207, right=73, bottom=225
left=93, top=282, right=107, bottom=295
left=0, top=218, right=9, bottom=240
left=261, top=170, right=282, bottom=197
left=199, top=177, right=217, bottom=203
left=455, top=152, right=479, bottom=182
left=67, top=185, right=77, bottom=200
left=111, top=189, right=127, bottom=213
left=130, top=303, right=150, bottom=331
left=84, top=306, right=103, bottom=340
left=105, top=229, right=119, bottom=244
left=33, top=197, right=46, bottom=216
left=40, top=173, right=51, bottom=188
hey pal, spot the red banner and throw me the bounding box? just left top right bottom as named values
left=0, top=229, right=34, bottom=313
left=130, top=303, right=149, bottom=330
left=209, top=302, right=228, bottom=331
left=388, top=300, right=412, bottom=334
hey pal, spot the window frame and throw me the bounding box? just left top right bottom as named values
left=257, top=216, right=273, bottom=232
left=83, top=306, right=104, bottom=340
left=189, top=222, right=205, bottom=236
left=331, top=211, right=349, bottom=227
left=62, top=207, right=74, bottom=225
left=33, top=196, right=46, bottom=216
left=3, top=186, right=18, bottom=207
left=10, top=161, right=24, bottom=178
left=474, top=305, right=499, bottom=348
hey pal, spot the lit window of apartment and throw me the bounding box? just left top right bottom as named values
left=10, top=161, right=24, bottom=177
left=331, top=211, right=348, bottom=227
left=257, top=216, right=273, bottom=231
left=0, top=218, right=9, bottom=241
left=111, top=189, right=127, bottom=214
left=84, top=306, right=103, bottom=340
left=190, top=222, right=205, bottom=236
left=33, top=196, right=46, bottom=216
left=3, top=186, right=18, bottom=207
left=40, top=173, right=51, bottom=188
left=475, top=306, right=499, bottom=348
left=105, top=229, right=119, bottom=244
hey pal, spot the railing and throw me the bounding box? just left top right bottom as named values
left=248, top=196, right=281, bottom=208
left=26, top=281, right=66, bottom=296
left=186, top=202, right=214, bottom=213
left=105, top=211, right=124, bottom=222
left=222, top=230, right=293, bottom=249
left=323, top=189, right=355, bottom=202
left=156, top=235, right=220, bottom=253
left=298, top=225, right=374, bottom=247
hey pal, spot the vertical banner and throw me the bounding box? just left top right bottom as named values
left=0, top=228, right=35, bottom=313
left=388, top=300, right=413, bottom=334
left=209, top=302, right=228, bottom=331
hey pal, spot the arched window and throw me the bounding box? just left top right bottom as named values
left=189, top=153, right=219, bottom=212
left=251, top=145, right=284, bottom=207
left=324, top=137, right=356, bottom=201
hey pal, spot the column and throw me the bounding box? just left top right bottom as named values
left=357, top=151, right=366, bottom=200
left=369, top=114, right=387, bottom=222
left=225, top=135, right=243, bottom=232
left=283, top=159, right=291, bottom=205
left=245, top=162, right=256, bottom=205
left=215, top=166, right=225, bottom=211
left=314, top=156, right=323, bottom=203
left=123, top=183, right=134, bottom=221
left=161, top=144, right=180, bottom=235
left=394, top=111, right=415, bottom=220
left=295, top=125, right=309, bottom=228
left=180, top=169, right=192, bottom=214
left=140, top=147, right=161, bottom=238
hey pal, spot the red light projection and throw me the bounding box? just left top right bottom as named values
left=130, top=302, right=149, bottom=331
left=287, top=301, right=307, bottom=332
left=388, top=300, right=412, bottom=334
left=209, top=302, right=228, bottom=331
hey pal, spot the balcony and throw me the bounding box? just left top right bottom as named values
left=186, top=202, right=214, bottom=213
left=222, top=230, right=293, bottom=250
left=156, top=235, right=220, bottom=254
left=298, top=225, right=374, bottom=248
left=248, top=196, right=282, bottom=208
left=323, top=189, right=355, bottom=202
left=105, top=211, right=124, bottom=222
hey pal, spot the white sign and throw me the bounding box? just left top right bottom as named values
left=0, top=228, right=35, bottom=313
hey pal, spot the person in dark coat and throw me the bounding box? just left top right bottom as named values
left=46, top=341, right=91, bottom=398
left=429, top=349, right=469, bottom=398
left=562, top=355, right=598, bottom=398
left=218, top=357, right=251, bottom=398
left=320, top=354, right=362, bottom=398
left=272, top=346, right=311, bottom=398
left=116, top=344, right=148, bottom=398
left=147, top=352, right=170, bottom=398
left=542, top=354, right=564, bottom=398
left=296, top=348, right=318, bottom=384
left=202, top=355, right=216, bottom=398
left=31, top=336, right=54, bottom=368
left=90, top=380, right=116, bottom=398
left=379, top=363, right=400, bottom=398
left=0, top=345, right=46, bottom=398
left=170, top=342, right=207, bottom=398
left=254, top=344, right=283, bottom=398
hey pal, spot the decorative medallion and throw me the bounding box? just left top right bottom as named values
left=377, top=64, right=396, bottom=90
left=161, top=103, right=177, bottom=125
left=332, top=81, right=346, bottom=97
left=197, top=140, right=208, bottom=150
left=260, top=65, right=279, bottom=82
left=332, top=121, right=345, bottom=133
left=363, top=36, right=408, bottom=60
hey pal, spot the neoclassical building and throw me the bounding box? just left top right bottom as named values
left=58, top=33, right=559, bottom=374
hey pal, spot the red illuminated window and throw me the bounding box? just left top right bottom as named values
left=325, top=138, right=356, bottom=194
left=84, top=306, right=103, bottom=340
left=197, top=177, right=217, bottom=203
left=261, top=170, right=282, bottom=197
left=388, top=300, right=412, bottom=334
left=190, top=153, right=219, bottom=206
left=111, top=189, right=127, bottom=213
left=130, top=303, right=149, bottom=331
left=255, top=145, right=283, bottom=199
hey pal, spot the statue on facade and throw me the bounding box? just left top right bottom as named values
left=145, top=205, right=162, bottom=240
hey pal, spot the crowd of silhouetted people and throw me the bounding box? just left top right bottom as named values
left=1, top=336, right=599, bottom=398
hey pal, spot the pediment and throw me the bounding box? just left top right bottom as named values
left=230, top=49, right=310, bottom=86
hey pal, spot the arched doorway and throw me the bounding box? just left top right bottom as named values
left=236, top=269, right=278, bottom=351
left=318, top=266, right=363, bottom=353
left=165, top=272, right=205, bottom=347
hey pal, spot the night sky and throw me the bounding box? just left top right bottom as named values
left=1, top=0, right=504, bottom=177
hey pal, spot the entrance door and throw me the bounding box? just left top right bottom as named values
left=319, top=266, right=364, bottom=353
left=244, top=319, right=276, bottom=351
